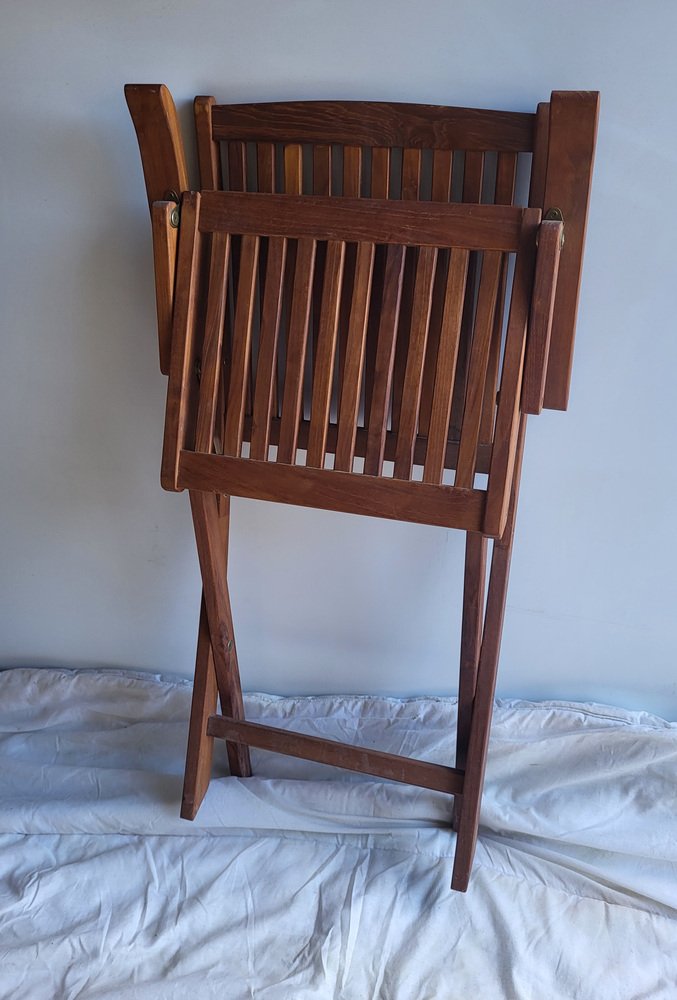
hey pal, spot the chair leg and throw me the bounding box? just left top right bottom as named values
left=452, top=531, right=488, bottom=831
left=189, top=489, right=252, bottom=778
left=181, top=597, right=219, bottom=819
left=451, top=415, right=527, bottom=891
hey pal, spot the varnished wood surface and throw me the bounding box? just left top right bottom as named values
left=199, top=191, right=526, bottom=251
left=207, top=716, right=464, bottom=795
left=211, top=100, right=535, bottom=151
left=179, top=451, right=487, bottom=532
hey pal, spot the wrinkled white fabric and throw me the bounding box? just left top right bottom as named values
left=0, top=667, right=675, bottom=999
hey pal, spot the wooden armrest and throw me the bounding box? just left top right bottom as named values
left=151, top=200, right=179, bottom=375
left=522, top=219, right=563, bottom=414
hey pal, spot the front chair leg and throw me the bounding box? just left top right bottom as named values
left=181, top=597, right=219, bottom=819
left=189, top=489, right=251, bottom=779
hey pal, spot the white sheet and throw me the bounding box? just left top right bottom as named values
left=0, top=667, right=675, bottom=999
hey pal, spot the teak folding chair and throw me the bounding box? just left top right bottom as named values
left=126, top=86, right=598, bottom=890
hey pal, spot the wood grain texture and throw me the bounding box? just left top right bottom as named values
left=179, top=451, right=486, bottom=531
left=364, top=244, right=406, bottom=475
left=208, top=716, right=464, bottom=795
left=189, top=489, right=251, bottom=778
left=335, top=242, right=375, bottom=471
left=194, top=96, right=222, bottom=189
left=161, top=192, right=202, bottom=491
left=150, top=201, right=179, bottom=375
left=195, top=233, right=230, bottom=453
left=250, top=237, right=287, bottom=460
left=306, top=241, right=346, bottom=468
left=522, top=220, right=563, bottom=414
left=125, top=84, right=189, bottom=208
left=211, top=100, right=535, bottom=151
left=455, top=251, right=503, bottom=488
left=181, top=596, right=219, bottom=819
left=199, top=191, right=525, bottom=251
left=541, top=91, right=599, bottom=410
left=393, top=246, right=438, bottom=480
left=277, top=238, right=317, bottom=463
left=422, top=249, right=469, bottom=484
left=223, top=235, right=260, bottom=456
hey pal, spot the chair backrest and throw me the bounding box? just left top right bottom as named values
left=161, top=190, right=561, bottom=538
left=191, top=93, right=598, bottom=413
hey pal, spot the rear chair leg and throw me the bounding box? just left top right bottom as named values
left=451, top=415, right=526, bottom=890
left=189, top=491, right=251, bottom=786
left=452, top=531, right=488, bottom=831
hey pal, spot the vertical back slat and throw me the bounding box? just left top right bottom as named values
left=455, top=252, right=503, bottom=487
left=364, top=244, right=406, bottom=476
left=422, top=249, right=470, bottom=484
left=450, top=151, right=486, bottom=436
left=401, top=149, right=421, bottom=201
left=223, top=235, right=260, bottom=456
left=278, top=238, right=317, bottom=464
left=343, top=146, right=362, bottom=198
left=284, top=144, right=303, bottom=195
left=431, top=149, right=453, bottom=202
left=306, top=241, right=346, bottom=468
left=370, top=147, right=390, bottom=199
left=393, top=246, right=438, bottom=480
left=194, top=97, right=222, bottom=189
left=335, top=242, right=375, bottom=472
left=480, top=152, right=519, bottom=444
left=313, top=145, right=332, bottom=195
left=250, top=237, right=287, bottom=460
left=195, top=233, right=231, bottom=453
left=228, top=141, right=247, bottom=191
left=257, top=142, right=276, bottom=193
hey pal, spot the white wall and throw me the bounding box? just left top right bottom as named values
left=2, top=1, right=676, bottom=717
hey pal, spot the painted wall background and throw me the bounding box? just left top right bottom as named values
left=2, top=1, right=676, bottom=716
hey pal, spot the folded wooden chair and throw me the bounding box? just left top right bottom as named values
left=126, top=86, right=598, bottom=890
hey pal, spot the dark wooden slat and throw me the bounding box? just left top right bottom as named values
left=256, top=142, right=275, bottom=193
left=199, top=191, right=525, bottom=251
left=228, top=141, right=247, bottom=191
left=522, top=220, right=563, bottom=414
left=393, top=247, right=438, bottom=480
left=211, top=101, right=536, bottom=152
left=364, top=245, right=406, bottom=476
left=150, top=201, right=178, bottom=375
left=161, top=192, right=202, bottom=491
left=431, top=149, right=453, bottom=202
left=417, top=252, right=447, bottom=438
left=284, top=143, right=303, bottom=194
left=222, top=235, right=260, bottom=456
left=207, top=716, right=464, bottom=795
left=277, top=238, right=316, bottom=463
left=179, top=451, right=486, bottom=531
left=195, top=233, right=231, bottom=453
left=250, top=237, right=287, bottom=459
left=484, top=212, right=540, bottom=536
left=528, top=102, right=550, bottom=211
left=423, top=249, right=469, bottom=484
left=194, top=96, right=222, bottom=189
left=401, top=149, right=421, bottom=200
left=343, top=146, right=362, bottom=197
left=455, top=252, right=503, bottom=488
left=313, top=144, right=332, bottom=195
left=247, top=415, right=493, bottom=476
left=541, top=91, right=599, bottom=410
left=306, top=241, right=346, bottom=468
left=335, top=242, right=375, bottom=471
left=370, top=147, right=390, bottom=198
